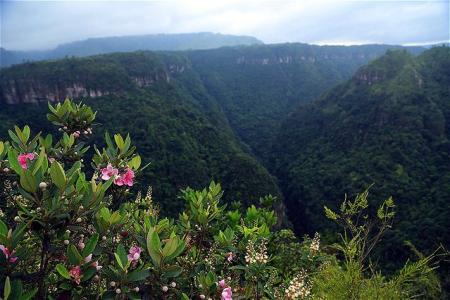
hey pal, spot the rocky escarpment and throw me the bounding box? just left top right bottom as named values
left=0, top=53, right=187, bottom=104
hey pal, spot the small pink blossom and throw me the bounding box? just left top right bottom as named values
left=73, top=131, right=80, bottom=138
left=226, top=252, right=233, bottom=262
left=48, top=157, right=55, bottom=164
left=84, top=254, right=92, bottom=263
left=78, top=240, right=85, bottom=250
left=69, top=266, right=81, bottom=285
left=0, top=245, right=18, bottom=263
left=219, top=279, right=226, bottom=288
left=18, top=153, right=35, bottom=170
left=101, top=164, right=119, bottom=180
left=115, top=168, right=135, bottom=187
left=127, top=246, right=142, bottom=263
left=91, top=261, right=102, bottom=271
left=221, top=287, right=232, bottom=300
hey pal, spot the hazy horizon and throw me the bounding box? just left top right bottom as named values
left=1, top=0, right=449, bottom=51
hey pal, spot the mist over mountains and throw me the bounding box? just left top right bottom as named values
left=0, top=32, right=262, bottom=67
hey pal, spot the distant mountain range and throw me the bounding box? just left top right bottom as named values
left=0, top=32, right=262, bottom=67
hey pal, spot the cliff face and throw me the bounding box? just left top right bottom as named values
left=0, top=53, right=187, bottom=104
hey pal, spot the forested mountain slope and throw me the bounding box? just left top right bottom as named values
left=188, top=43, right=424, bottom=160
left=272, top=47, right=450, bottom=270
left=0, top=51, right=282, bottom=216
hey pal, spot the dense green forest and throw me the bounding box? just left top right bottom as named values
left=1, top=43, right=417, bottom=216
left=272, top=46, right=450, bottom=287
left=0, top=51, right=283, bottom=218
left=187, top=43, right=424, bottom=160
left=1, top=44, right=449, bottom=293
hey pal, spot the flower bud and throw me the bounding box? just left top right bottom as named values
left=3, top=168, right=9, bottom=173
left=134, top=287, right=139, bottom=292
left=14, top=216, right=20, bottom=222
left=102, top=236, right=107, bottom=241
left=170, top=282, right=176, bottom=288
left=36, top=207, right=41, bottom=212
left=76, top=217, right=82, bottom=223
left=64, top=240, right=69, bottom=245
left=94, top=275, right=100, bottom=281
left=199, top=295, right=205, bottom=299
left=39, top=182, right=47, bottom=190
left=66, top=229, right=71, bottom=234
left=162, top=286, right=168, bottom=292
left=115, top=289, right=121, bottom=294
left=110, top=281, right=116, bottom=287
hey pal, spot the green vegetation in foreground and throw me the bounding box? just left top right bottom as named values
left=0, top=99, right=443, bottom=299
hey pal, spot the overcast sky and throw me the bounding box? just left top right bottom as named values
left=1, top=0, right=449, bottom=50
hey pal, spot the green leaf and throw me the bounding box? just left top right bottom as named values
left=116, top=244, right=128, bottom=269
left=162, top=235, right=178, bottom=258
left=4, top=276, right=11, bottom=300
left=114, top=134, right=125, bottom=150
left=56, top=264, right=71, bottom=279
left=181, top=293, right=190, bottom=300
left=32, top=147, right=46, bottom=175
left=7, top=149, right=21, bottom=174
left=129, top=155, right=141, bottom=170
left=50, top=161, right=66, bottom=189
left=0, top=220, right=7, bottom=236
left=146, top=228, right=162, bottom=267
left=19, top=288, right=38, bottom=300
left=67, top=245, right=83, bottom=265
left=81, top=267, right=96, bottom=282
left=0, top=141, right=4, bottom=155
left=22, top=126, right=30, bottom=142
left=128, top=269, right=150, bottom=282
left=163, top=265, right=182, bottom=278
left=20, top=171, right=37, bottom=193
left=114, top=253, right=124, bottom=270
left=82, top=233, right=99, bottom=257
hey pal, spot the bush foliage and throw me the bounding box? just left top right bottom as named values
left=0, top=100, right=441, bottom=299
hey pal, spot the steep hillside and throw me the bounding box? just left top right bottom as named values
left=0, top=32, right=262, bottom=67
left=0, top=52, right=282, bottom=216
left=188, top=43, right=424, bottom=160
left=273, top=47, right=450, bottom=269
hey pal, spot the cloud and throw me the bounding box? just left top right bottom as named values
left=1, top=0, right=449, bottom=50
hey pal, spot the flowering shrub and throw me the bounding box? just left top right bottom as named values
left=0, top=99, right=442, bottom=299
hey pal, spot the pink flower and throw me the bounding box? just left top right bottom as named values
left=18, top=153, right=35, bottom=170
left=226, top=252, right=233, bottom=262
left=73, top=131, right=80, bottom=138
left=84, top=254, right=92, bottom=263
left=219, top=279, right=226, bottom=288
left=221, top=287, right=232, bottom=300
left=78, top=240, right=85, bottom=250
left=127, top=246, right=142, bottom=263
left=69, top=266, right=81, bottom=285
left=101, top=164, right=118, bottom=180
left=114, top=168, right=135, bottom=187
left=91, top=261, right=102, bottom=271
left=0, top=245, right=18, bottom=263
